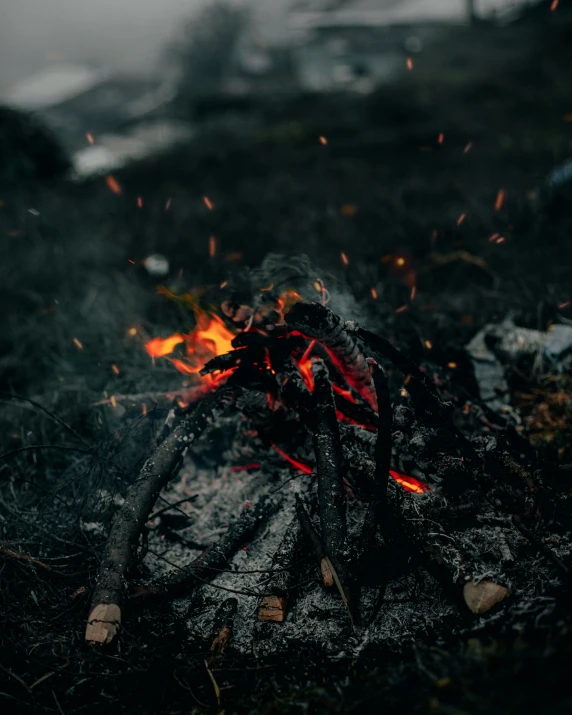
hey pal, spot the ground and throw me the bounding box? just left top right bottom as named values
left=1, top=4, right=572, bottom=713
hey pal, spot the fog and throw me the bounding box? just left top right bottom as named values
left=0, top=0, right=288, bottom=95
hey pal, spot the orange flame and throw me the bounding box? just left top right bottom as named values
left=145, top=309, right=235, bottom=381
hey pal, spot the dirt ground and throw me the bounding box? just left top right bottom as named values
left=1, top=4, right=572, bottom=713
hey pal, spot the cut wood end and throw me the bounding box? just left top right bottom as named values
left=463, top=580, right=510, bottom=614
left=320, top=557, right=334, bottom=588
left=85, top=603, right=121, bottom=644
left=210, top=625, right=231, bottom=654
left=258, top=595, right=287, bottom=622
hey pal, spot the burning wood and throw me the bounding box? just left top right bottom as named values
left=285, top=302, right=378, bottom=411
left=84, top=278, right=572, bottom=653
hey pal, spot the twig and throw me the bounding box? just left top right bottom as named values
left=0, top=444, right=93, bottom=461
left=0, top=391, right=90, bottom=447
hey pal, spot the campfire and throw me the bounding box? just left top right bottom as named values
left=86, top=257, right=572, bottom=657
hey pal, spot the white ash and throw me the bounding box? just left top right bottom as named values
left=137, top=412, right=570, bottom=659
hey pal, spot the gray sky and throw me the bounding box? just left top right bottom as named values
left=0, top=0, right=277, bottom=94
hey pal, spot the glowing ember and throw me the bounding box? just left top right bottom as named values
left=319, top=136, right=328, bottom=145
left=73, top=337, right=83, bottom=350
left=203, top=196, right=214, bottom=210
left=105, top=175, right=122, bottom=195
left=494, top=189, right=505, bottom=211
left=340, top=252, right=349, bottom=266
left=406, top=57, right=413, bottom=70
left=370, top=287, right=378, bottom=300
left=389, top=469, right=430, bottom=494
left=137, top=197, right=143, bottom=208
left=128, top=327, right=138, bottom=337
left=457, top=213, right=466, bottom=226
left=438, top=132, right=444, bottom=145
left=551, top=0, right=559, bottom=10
left=86, top=132, right=94, bottom=144
left=447, top=361, right=458, bottom=369
left=111, top=364, right=120, bottom=376
left=424, top=340, right=433, bottom=350
left=271, top=444, right=313, bottom=474
left=209, top=235, right=217, bottom=258
left=395, top=256, right=406, bottom=267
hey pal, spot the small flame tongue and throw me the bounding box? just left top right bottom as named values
left=145, top=312, right=235, bottom=381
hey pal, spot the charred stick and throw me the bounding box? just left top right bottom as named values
left=295, top=494, right=333, bottom=587
left=311, top=361, right=356, bottom=621
left=85, top=385, right=237, bottom=644
left=359, top=360, right=394, bottom=568
left=369, top=360, right=393, bottom=508
left=207, top=597, right=238, bottom=666
left=351, top=325, right=438, bottom=402
left=285, top=302, right=378, bottom=411
left=258, top=517, right=303, bottom=622
left=312, top=361, right=347, bottom=560
left=133, top=495, right=277, bottom=603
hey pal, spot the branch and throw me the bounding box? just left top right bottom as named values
left=85, top=385, right=237, bottom=644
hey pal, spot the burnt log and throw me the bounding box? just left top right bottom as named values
left=285, top=302, right=378, bottom=411
left=133, top=494, right=278, bottom=602
left=85, top=385, right=237, bottom=644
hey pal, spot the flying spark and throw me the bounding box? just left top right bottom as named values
left=203, top=196, right=213, bottom=210
left=137, top=197, right=143, bottom=208
left=86, top=132, right=94, bottom=144
left=209, top=235, right=217, bottom=258
left=438, top=133, right=444, bottom=145
left=73, top=338, right=83, bottom=350
left=105, top=175, right=122, bottom=195
left=424, top=340, right=433, bottom=350
left=463, top=142, right=473, bottom=154
left=340, top=252, right=349, bottom=266
left=128, top=327, right=137, bottom=337
left=406, top=57, right=413, bottom=70
left=370, top=287, right=378, bottom=299
left=111, top=364, right=120, bottom=376
left=495, top=189, right=505, bottom=211
left=395, top=256, right=406, bottom=267
left=551, top=0, right=559, bottom=10
left=319, top=136, right=328, bottom=145
left=457, top=213, right=466, bottom=226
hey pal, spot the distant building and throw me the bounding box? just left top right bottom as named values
left=287, top=0, right=539, bottom=92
